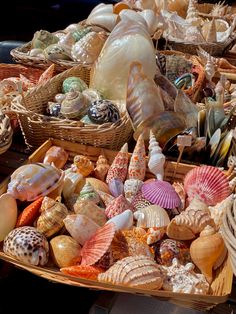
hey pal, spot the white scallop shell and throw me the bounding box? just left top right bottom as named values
left=134, top=205, right=170, bottom=228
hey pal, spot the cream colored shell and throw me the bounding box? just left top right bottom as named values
left=134, top=205, right=170, bottom=229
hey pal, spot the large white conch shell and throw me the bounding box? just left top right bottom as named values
left=138, top=9, right=159, bottom=36
left=148, top=130, right=165, bottom=180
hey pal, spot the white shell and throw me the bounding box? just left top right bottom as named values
left=205, top=54, right=216, bottom=82
left=134, top=205, right=170, bottom=229
left=209, top=194, right=234, bottom=229
left=106, top=209, right=133, bottom=231
left=124, top=179, right=143, bottom=202
left=86, top=4, right=118, bottom=32
left=58, top=32, right=75, bottom=54
left=138, top=10, right=159, bottom=36
left=185, top=0, right=202, bottom=27
left=148, top=130, right=165, bottom=180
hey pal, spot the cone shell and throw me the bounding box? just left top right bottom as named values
left=107, top=209, right=133, bottom=231
left=86, top=177, right=111, bottom=195
left=98, top=255, right=163, bottom=290
left=184, top=166, right=231, bottom=206
left=105, top=195, right=134, bottom=219
left=205, top=18, right=217, bottom=43
left=64, top=214, right=100, bottom=245
left=74, top=199, right=107, bottom=226
left=134, top=205, right=170, bottom=229
left=60, top=265, right=104, bottom=280
left=124, top=179, right=143, bottom=203
left=73, top=155, right=94, bottom=177
left=141, top=180, right=181, bottom=209
left=106, top=143, right=129, bottom=184
left=128, top=134, right=146, bottom=180
left=190, top=225, right=226, bottom=283
left=94, top=155, right=110, bottom=182
left=81, top=222, right=116, bottom=265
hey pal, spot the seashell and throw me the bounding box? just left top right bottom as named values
left=50, top=235, right=81, bottom=268
left=110, top=230, right=129, bottom=262
left=65, top=23, right=80, bottom=33
left=0, top=111, right=13, bottom=150
left=81, top=222, right=116, bottom=265
left=86, top=4, right=118, bottom=32
left=0, top=193, right=17, bottom=241
left=37, top=64, right=55, bottom=85
left=72, top=26, right=92, bottom=42
left=74, top=199, right=107, bottom=226
left=146, top=227, right=165, bottom=245
left=64, top=214, right=100, bottom=245
left=128, top=134, right=146, bottom=181
left=62, top=169, right=85, bottom=200
left=190, top=225, right=226, bottom=283
left=44, top=44, right=71, bottom=61
left=183, top=165, right=231, bottom=206
left=172, top=182, right=186, bottom=211
left=152, top=239, right=191, bottom=266
left=96, top=190, right=114, bottom=207
left=185, top=0, right=202, bottom=27
left=29, top=48, right=45, bottom=58
left=3, top=226, right=49, bottom=266
left=98, top=255, right=163, bottom=290
left=105, top=195, right=134, bottom=219
left=86, top=177, right=111, bottom=195
left=106, top=209, right=133, bottom=231
left=43, top=146, right=68, bottom=169
left=73, top=155, right=94, bottom=177
left=138, top=9, right=159, bottom=36
left=134, top=205, right=170, bottom=229
left=76, top=182, right=100, bottom=205
left=58, top=32, right=75, bottom=54
left=185, top=26, right=205, bottom=43
left=209, top=194, right=234, bottom=229
left=46, top=102, right=61, bottom=117
left=62, top=76, right=88, bottom=93
left=60, top=91, right=88, bottom=120
left=131, top=190, right=152, bottom=211
left=94, top=154, right=110, bottom=182
left=87, top=100, right=121, bottom=124
left=7, top=163, right=64, bottom=202
left=54, top=93, right=66, bottom=104
left=60, top=265, right=103, bottom=279
left=124, top=179, right=143, bottom=203
left=205, top=54, right=216, bottom=82
left=95, top=248, right=114, bottom=270
left=113, top=2, right=130, bottom=14
left=36, top=196, right=68, bottom=237
left=31, top=30, right=59, bottom=50
left=106, top=143, right=129, bottom=184
left=108, top=178, right=124, bottom=197
left=205, top=18, right=217, bottom=43
left=162, top=258, right=209, bottom=294
left=82, top=88, right=103, bottom=104
left=141, top=180, right=181, bottom=209
left=167, top=197, right=215, bottom=240
left=71, top=31, right=107, bottom=64
left=16, top=197, right=44, bottom=228
left=148, top=130, right=165, bottom=180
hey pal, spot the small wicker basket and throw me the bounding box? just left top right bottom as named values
left=11, top=65, right=133, bottom=151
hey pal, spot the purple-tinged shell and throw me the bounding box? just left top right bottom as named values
left=141, top=180, right=181, bottom=209
left=108, top=178, right=124, bottom=197
left=3, top=226, right=49, bottom=266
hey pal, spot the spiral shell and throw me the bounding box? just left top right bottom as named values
left=94, top=154, right=110, bottom=182
left=148, top=130, right=165, bottom=180
left=88, top=100, right=121, bottom=124
left=73, top=155, right=94, bottom=177
left=60, top=91, right=88, bottom=120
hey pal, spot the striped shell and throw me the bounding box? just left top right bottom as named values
left=134, top=205, right=170, bottom=229
left=184, top=165, right=231, bottom=206
left=98, top=255, right=163, bottom=290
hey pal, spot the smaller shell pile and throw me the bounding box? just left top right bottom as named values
left=1, top=131, right=233, bottom=295
left=0, top=110, right=13, bottom=154
left=45, top=75, right=121, bottom=124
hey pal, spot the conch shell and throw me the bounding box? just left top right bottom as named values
left=94, top=154, right=110, bottom=182
left=73, top=155, right=94, bottom=177
left=148, top=130, right=165, bottom=180
left=209, top=194, right=234, bottom=229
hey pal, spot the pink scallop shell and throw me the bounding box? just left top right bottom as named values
left=105, top=195, right=134, bottom=219
left=81, top=222, right=115, bottom=266
left=141, top=180, right=181, bottom=209
left=183, top=165, right=230, bottom=206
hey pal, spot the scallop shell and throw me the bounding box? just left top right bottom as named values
left=43, top=146, right=68, bottom=169
left=105, top=195, right=134, bottom=219
left=162, top=258, right=209, bottom=294
left=60, top=265, right=103, bottom=279
left=134, top=205, right=170, bottom=229
left=94, top=154, right=110, bottom=181
left=131, top=190, right=152, bottom=211
left=81, top=222, right=116, bottom=265
left=36, top=196, right=68, bottom=238
left=141, top=180, right=181, bottom=209
left=183, top=165, right=231, bottom=206
left=74, top=199, right=107, bottom=226
left=127, top=134, right=146, bottom=181
left=76, top=182, right=100, bottom=205
left=88, top=100, right=121, bottom=124
left=106, top=209, right=133, bottom=231
left=73, top=155, right=94, bottom=177
left=209, top=194, right=234, bottom=229
left=7, top=163, right=64, bottom=202
left=64, top=214, right=100, bottom=245
left=148, top=130, right=165, bottom=180
left=3, top=226, right=49, bottom=266
left=106, top=143, right=129, bottom=184
left=124, top=179, right=143, bottom=202
left=98, top=255, right=163, bottom=290
left=166, top=197, right=215, bottom=240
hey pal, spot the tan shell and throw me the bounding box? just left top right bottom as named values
left=36, top=197, right=68, bottom=237
left=73, top=155, right=94, bottom=177
left=98, top=255, right=163, bottom=290
left=134, top=205, right=170, bottom=229
left=209, top=194, right=234, bottom=229
left=60, top=91, right=88, bottom=119
left=185, top=0, right=202, bottom=27
left=166, top=198, right=215, bottom=240
left=205, top=54, right=216, bottom=82
left=62, top=170, right=85, bottom=199
left=94, top=154, right=110, bottom=182
left=7, top=163, right=64, bottom=202
left=74, top=199, right=107, bottom=226
left=205, top=18, right=217, bottom=43
left=190, top=225, right=226, bottom=283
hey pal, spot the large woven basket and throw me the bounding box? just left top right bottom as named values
left=0, top=138, right=233, bottom=311
left=11, top=65, right=133, bottom=151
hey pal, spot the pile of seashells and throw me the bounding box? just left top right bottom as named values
left=0, top=130, right=234, bottom=294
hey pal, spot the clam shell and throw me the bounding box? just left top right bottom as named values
left=81, top=222, right=116, bottom=265
left=141, top=180, right=181, bottom=209
left=134, top=205, right=170, bottom=229
left=105, top=195, right=134, bottom=219
left=183, top=165, right=231, bottom=206
left=106, top=209, right=133, bottom=231
left=43, top=146, right=68, bottom=169
left=74, top=199, right=107, bottom=226
left=98, top=255, right=163, bottom=290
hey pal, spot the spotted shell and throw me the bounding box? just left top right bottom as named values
left=3, top=226, right=49, bottom=266
left=88, top=100, right=121, bottom=124
left=7, top=163, right=64, bottom=202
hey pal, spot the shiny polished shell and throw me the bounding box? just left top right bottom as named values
left=88, top=100, right=121, bottom=124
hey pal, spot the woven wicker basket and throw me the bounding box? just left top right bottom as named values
left=0, top=138, right=233, bottom=311
left=11, top=65, right=133, bottom=151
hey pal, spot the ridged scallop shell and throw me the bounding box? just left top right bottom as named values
left=127, top=134, right=146, bottom=181
left=134, top=205, right=170, bottom=229
left=124, top=179, right=143, bottom=203
left=106, top=143, right=129, bottom=184
left=183, top=165, right=231, bottom=206
left=7, top=163, right=64, bottom=202
left=162, top=258, right=209, bottom=294
left=98, top=255, right=163, bottom=290
left=76, top=182, right=100, bottom=205
left=209, top=194, right=234, bottom=229
left=141, top=180, right=181, bottom=209
left=105, top=195, right=134, bottom=219
left=3, top=226, right=49, bottom=266
left=81, top=222, right=116, bottom=265
left=148, top=130, right=165, bottom=180
left=94, top=155, right=110, bottom=182
left=74, top=199, right=107, bottom=226
left=166, top=198, right=215, bottom=240
left=64, top=214, right=100, bottom=245
left=106, top=209, right=133, bottom=231
left=43, top=146, right=68, bottom=169
left=71, top=31, right=107, bottom=64
left=73, top=155, right=94, bottom=177
left=36, top=196, right=68, bottom=237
